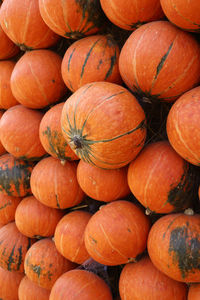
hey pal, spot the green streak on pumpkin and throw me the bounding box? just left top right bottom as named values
left=32, top=264, right=42, bottom=278
left=7, top=244, right=16, bottom=271
left=68, top=48, right=76, bottom=72
left=27, top=238, right=32, bottom=251
left=104, top=49, right=117, bottom=80
left=0, top=200, right=12, bottom=210
left=16, top=246, right=23, bottom=271
left=55, top=194, right=60, bottom=209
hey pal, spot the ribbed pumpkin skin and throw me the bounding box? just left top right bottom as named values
left=30, top=156, right=85, bottom=209
left=0, top=105, right=46, bottom=160
left=84, top=200, right=151, bottom=266
left=61, top=34, right=122, bottom=92
left=0, top=222, right=35, bottom=273
left=0, top=194, right=21, bottom=225
left=24, top=238, right=76, bottom=290
left=54, top=210, right=92, bottom=264
left=39, top=102, right=79, bottom=161
left=49, top=269, right=113, bottom=300
left=39, top=0, right=106, bottom=39
left=188, top=283, right=200, bottom=300
left=147, top=212, right=200, bottom=282
left=119, top=256, right=187, bottom=300
left=0, top=110, right=6, bottom=156
left=100, top=0, right=164, bottom=30
left=0, top=266, right=24, bottom=300
left=0, top=60, right=19, bottom=109
left=0, top=24, right=19, bottom=60
left=127, top=141, right=193, bottom=214
left=61, top=82, right=146, bottom=169
left=0, top=153, right=34, bottom=197
left=167, top=86, right=200, bottom=166
left=0, top=0, right=59, bottom=50
left=77, top=160, right=130, bottom=202
left=10, top=50, right=67, bottom=109
left=160, top=0, right=200, bottom=32
left=119, top=21, right=200, bottom=102
left=15, top=196, right=63, bottom=238
left=18, top=276, right=50, bottom=300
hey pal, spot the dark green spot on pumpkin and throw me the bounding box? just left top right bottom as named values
left=55, top=194, right=60, bottom=209
left=32, top=264, right=42, bottom=278
left=16, top=246, right=23, bottom=271
left=7, top=244, right=16, bottom=271
left=104, top=50, right=117, bottom=80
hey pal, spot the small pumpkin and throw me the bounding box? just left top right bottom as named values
left=0, top=23, right=20, bottom=60
left=61, top=34, right=122, bottom=92
left=10, top=49, right=67, bottom=109
left=147, top=209, right=200, bottom=282
left=49, top=269, right=113, bottom=300
left=0, top=266, right=24, bottom=300
left=0, top=104, right=46, bottom=160
left=24, top=238, right=76, bottom=290
left=84, top=200, right=151, bottom=266
left=18, top=275, right=50, bottom=300
left=188, top=283, right=200, bottom=300
left=0, top=193, right=21, bottom=225
left=61, top=81, right=146, bottom=169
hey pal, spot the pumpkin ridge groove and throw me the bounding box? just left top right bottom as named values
left=171, top=0, right=200, bottom=28
left=68, top=48, right=76, bottom=72
left=104, top=49, right=117, bottom=80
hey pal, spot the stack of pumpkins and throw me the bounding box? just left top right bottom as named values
left=0, top=0, right=200, bottom=299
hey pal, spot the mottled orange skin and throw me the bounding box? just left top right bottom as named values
left=54, top=210, right=92, bottom=264
left=0, top=193, right=21, bottom=225
left=0, top=111, right=6, bottom=156
left=119, top=21, right=200, bottom=102
left=167, top=86, right=200, bottom=166
left=49, top=269, right=113, bottom=300
left=61, top=34, right=122, bottom=92
left=119, top=256, right=187, bottom=300
left=24, top=238, right=76, bottom=290
left=0, top=24, right=19, bottom=60
left=18, top=276, right=50, bottom=300
left=100, top=0, right=164, bottom=30
left=0, top=266, right=24, bottom=300
left=0, top=0, right=59, bottom=49
left=147, top=212, right=200, bottom=282
left=10, top=50, right=67, bottom=109
left=188, top=283, right=200, bottom=300
left=160, top=0, right=200, bottom=32
left=84, top=200, right=151, bottom=266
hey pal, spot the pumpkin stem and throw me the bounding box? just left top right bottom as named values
left=60, top=159, right=66, bottom=166
left=145, top=207, right=152, bottom=215
left=184, top=208, right=194, bottom=216
left=72, top=136, right=83, bottom=149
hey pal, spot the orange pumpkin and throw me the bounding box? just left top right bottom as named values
left=15, top=196, right=64, bottom=238
left=39, top=102, right=79, bottom=162
left=0, top=266, right=24, bottom=300
left=0, top=104, right=46, bottom=160
left=147, top=209, right=200, bottom=282
left=119, top=21, right=200, bottom=102
left=18, top=276, right=50, bottom=300
left=61, top=34, right=122, bottom=92
left=0, top=110, right=6, bottom=156
left=0, top=0, right=59, bottom=50
left=0, top=194, right=21, bottom=225
left=30, top=156, right=85, bottom=209
left=49, top=269, right=113, bottom=300
left=24, top=238, right=76, bottom=290
left=61, top=81, right=146, bottom=169
left=167, top=86, right=200, bottom=166
left=77, top=160, right=130, bottom=202
left=84, top=200, right=151, bottom=266
left=0, top=23, right=20, bottom=60
left=188, top=283, right=200, bottom=300
left=10, top=49, right=67, bottom=109
left=119, top=256, right=187, bottom=300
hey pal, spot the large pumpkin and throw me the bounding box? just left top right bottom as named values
left=0, top=23, right=19, bottom=60
left=0, top=104, right=46, bottom=160
left=0, top=193, right=21, bottom=225
left=61, top=81, right=146, bottom=169
left=188, top=283, right=200, bottom=300
left=18, top=276, right=50, bottom=300
left=147, top=209, right=200, bottom=282
left=119, top=21, right=200, bottom=102
left=0, top=0, right=59, bottom=50
left=61, top=34, right=122, bottom=92
left=0, top=266, right=24, bottom=300
left=167, top=86, right=200, bottom=166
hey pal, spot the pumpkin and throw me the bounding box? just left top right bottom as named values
left=127, top=140, right=193, bottom=214
left=15, top=195, right=64, bottom=238
left=39, top=0, right=107, bottom=39
left=188, top=283, right=200, bottom=300
left=160, top=0, right=200, bottom=32
left=119, top=256, right=187, bottom=300
left=61, top=34, right=122, bottom=92
left=24, top=238, right=76, bottom=290
left=0, top=266, right=24, bottom=300
left=0, top=222, right=35, bottom=272
left=100, top=0, right=164, bottom=30
left=61, top=81, right=146, bottom=169
left=0, top=23, right=20, bottom=60
left=30, top=156, right=85, bottom=209
left=54, top=210, right=92, bottom=264
left=167, top=86, right=200, bottom=166
left=0, top=193, right=21, bottom=225
left=119, top=21, right=200, bottom=102
left=77, top=160, right=130, bottom=202
left=18, top=275, right=50, bottom=300
left=39, top=102, right=79, bottom=162
left=0, top=104, right=46, bottom=160
left=0, top=60, right=19, bottom=109
left=0, top=0, right=60, bottom=51
left=10, top=49, right=67, bottom=109
left=0, top=110, right=7, bottom=156
left=49, top=269, right=113, bottom=300
left=147, top=209, right=200, bottom=282
left=84, top=200, right=150, bottom=266
left=0, top=153, right=34, bottom=197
